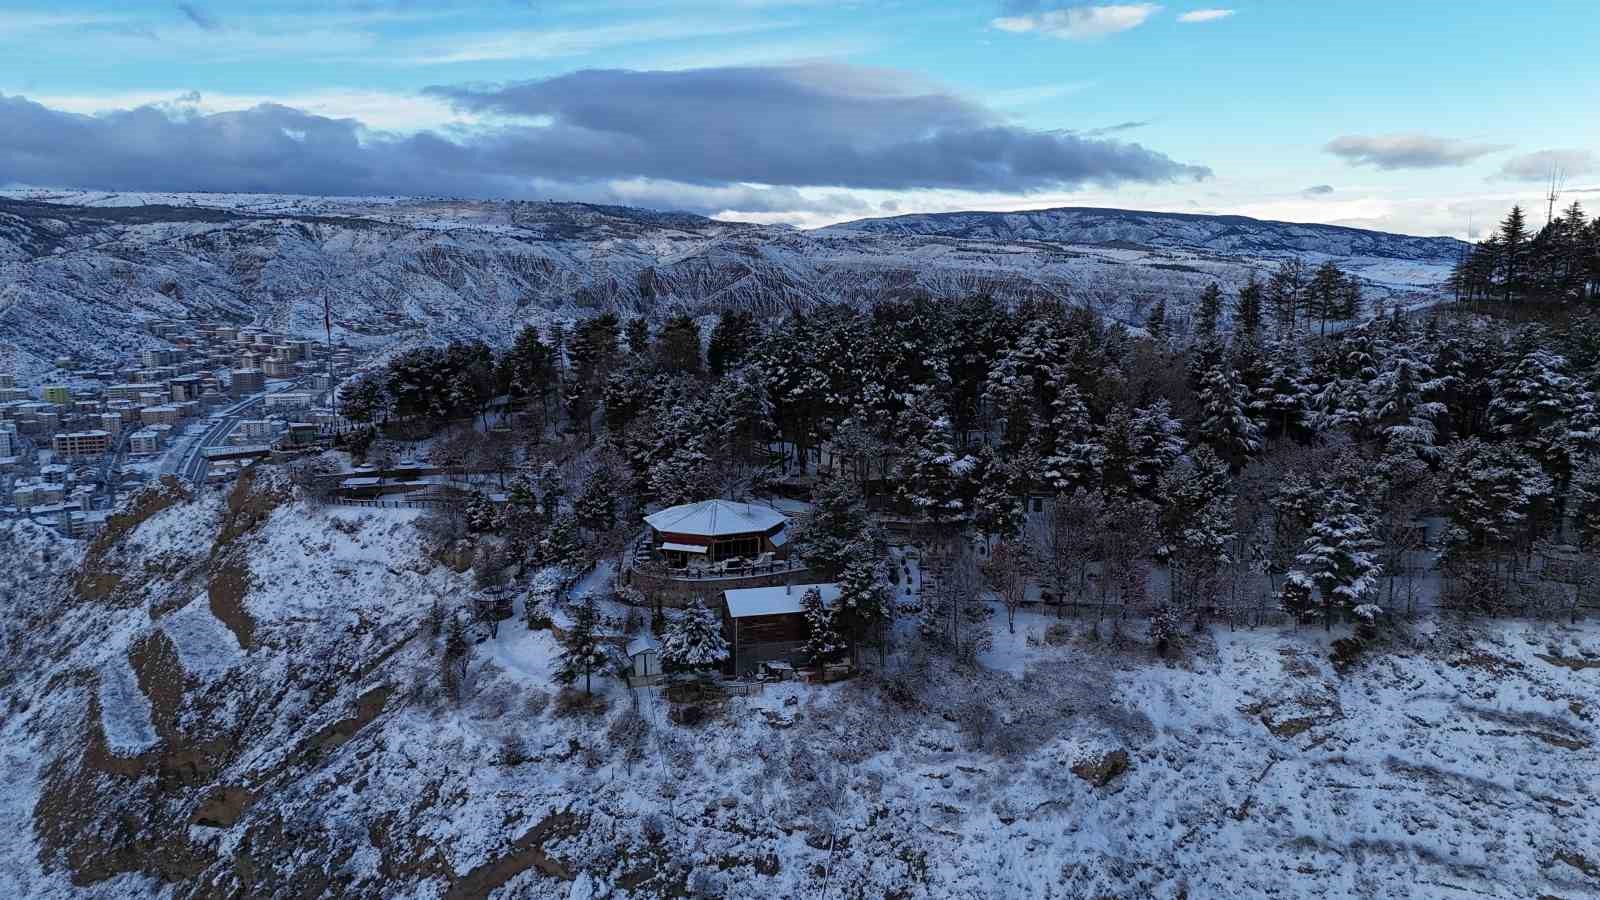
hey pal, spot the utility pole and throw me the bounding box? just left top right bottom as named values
left=322, top=289, right=336, bottom=411
left=1546, top=163, right=1566, bottom=226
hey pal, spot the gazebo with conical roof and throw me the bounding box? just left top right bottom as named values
left=642, top=499, right=791, bottom=567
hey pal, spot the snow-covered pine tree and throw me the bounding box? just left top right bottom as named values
left=1144, top=298, right=1168, bottom=344
left=1489, top=336, right=1593, bottom=476
left=556, top=596, right=608, bottom=694
left=1365, top=351, right=1446, bottom=460
left=649, top=446, right=714, bottom=508
left=794, top=477, right=880, bottom=579
left=659, top=598, right=730, bottom=673
left=1439, top=438, right=1554, bottom=554
left=1570, top=453, right=1600, bottom=548
left=465, top=492, right=500, bottom=534
left=1155, top=446, right=1236, bottom=610
left=834, top=555, right=892, bottom=659
left=1257, top=340, right=1313, bottom=442
left=1040, top=382, right=1103, bottom=494
left=972, top=445, right=1027, bottom=545
left=1284, top=490, right=1382, bottom=631
left=574, top=469, right=617, bottom=534
left=895, top=388, right=974, bottom=523
left=801, top=587, right=845, bottom=665
left=1127, top=399, right=1186, bottom=493
left=540, top=513, right=584, bottom=569
left=1197, top=356, right=1263, bottom=471
left=981, top=352, right=1039, bottom=452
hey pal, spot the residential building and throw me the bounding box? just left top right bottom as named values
left=263, top=392, right=312, bottom=411
left=128, top=429, right=162, bottom=456
left=98, top=413, right=123, bottom=436
left=230, top=368, right=266, bottom=396
left=53, top=430, right=110, bottom=458
left=141, top=405, right=181, bottom=426
left=722, top=582, right=842, bottom=677
left=15, top=481, right=67, bottom=507
left=237, top=419, right=276, bottom=442
left=0, top=422, right=17, bottom=457
left=42, top=384, right=71, bottom=404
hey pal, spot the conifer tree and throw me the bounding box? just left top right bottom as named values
left=660, top=598, right=730, bottom=673
left=1144, top=298, right=1167, bottom=345
left=624, top=317, right=650, bottom=356
left=972, top=446, right=1027, bottom=544
left=1499, top=205, right=1529, bottom=302
left=801, top=587, right=845, bottom=665
left=1102, top=399, right=1185, bottom=496
left=834, top=556, right=892, bottom=661
left=1439, top=438, right=1554, bottom=554
left=1197, top=357, right=1263, bottom=471
left=1195, top=283, right=1224, bottom=339
left=1235, top=274, right=1265, bottom=339
left=1284, top=490, right=1381, bottom=630
left=896, top=388, right=973, bottom=522
left=574, top=469, right=617, bottom=533
left=556, top=596, right=608, bottom=694
left=1040, top=382, right=1103, bottom=493
left=794, top=477, right=881, bottom=579
left=539, top=513, right=584, bottom=568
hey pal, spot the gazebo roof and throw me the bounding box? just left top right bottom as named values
left=643, top=499, right=788, bottom=538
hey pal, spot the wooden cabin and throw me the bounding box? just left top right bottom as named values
left=721, top=582, right=840, bottom=677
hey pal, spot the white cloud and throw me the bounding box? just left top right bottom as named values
left=992, top=4, right=1161, bottom=40
left=17, top=89, right=485, bottom=134
left=1493, top=148, right=1600, bottom=181
left=1325, top=133, right=1510, bottom=170
left=399, top=18, right=789, bottom=65
left=1177, top=9, right=1234, bottom=23
left=984, top=80, right=1096, bottom=107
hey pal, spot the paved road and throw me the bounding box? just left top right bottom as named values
left=167, top=378, right=310, bottom=486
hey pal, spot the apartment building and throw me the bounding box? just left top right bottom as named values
left=128, top=429, right=162, bottom=456
left=52, top=430, right=111, bottom=458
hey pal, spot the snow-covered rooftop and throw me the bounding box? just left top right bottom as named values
left=644, top=499, right=787, bottom=537
left=724, top=582, right=839, bottom=619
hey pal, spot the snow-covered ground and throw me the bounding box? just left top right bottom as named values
left=3, top=477, right=1594, bottom=899
left=0, top=192, right=1456, bottom=379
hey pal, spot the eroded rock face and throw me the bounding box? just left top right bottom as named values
left=1071, top=749, right=1131, bottom=787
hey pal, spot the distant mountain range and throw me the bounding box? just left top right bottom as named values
left=0, top=190, right=1466, bottom=378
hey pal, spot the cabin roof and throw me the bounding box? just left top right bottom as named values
left=644, top=499, right=787, bottom=538
left=724, top=582, right=840, bottom=619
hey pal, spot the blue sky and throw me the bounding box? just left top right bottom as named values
left=2, top=1, right=1596, bottom=236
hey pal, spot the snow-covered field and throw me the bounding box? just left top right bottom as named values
left=1, top=473, right=1595, bottom=899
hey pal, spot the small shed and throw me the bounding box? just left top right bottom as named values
left=722, top=582, right=840, bottom=676
left=626, top=635, right=664, bottom=686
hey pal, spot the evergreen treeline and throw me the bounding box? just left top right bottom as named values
left=1450, top=202, right=1600, bottom=304
left=334, top=238, right=1600, bottom=632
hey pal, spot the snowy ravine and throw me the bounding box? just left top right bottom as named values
left=0, top=191, right=1462, bottom=379
left=2, top=475, right=1597, bottom=898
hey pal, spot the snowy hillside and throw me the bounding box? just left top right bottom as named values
left=1, top=473, right=1596, bottom=898
left=0, top=190, right=1465, bottom=378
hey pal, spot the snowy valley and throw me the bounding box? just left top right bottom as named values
left=0, top=191, right=1462, bottom=380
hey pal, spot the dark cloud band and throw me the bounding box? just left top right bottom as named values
left=0, top=64, right=1209, bottom=209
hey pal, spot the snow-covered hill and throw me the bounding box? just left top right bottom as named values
left=0, top=190, right=1466, bottom=378
left=2, top=473, right=1596, bottom=898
